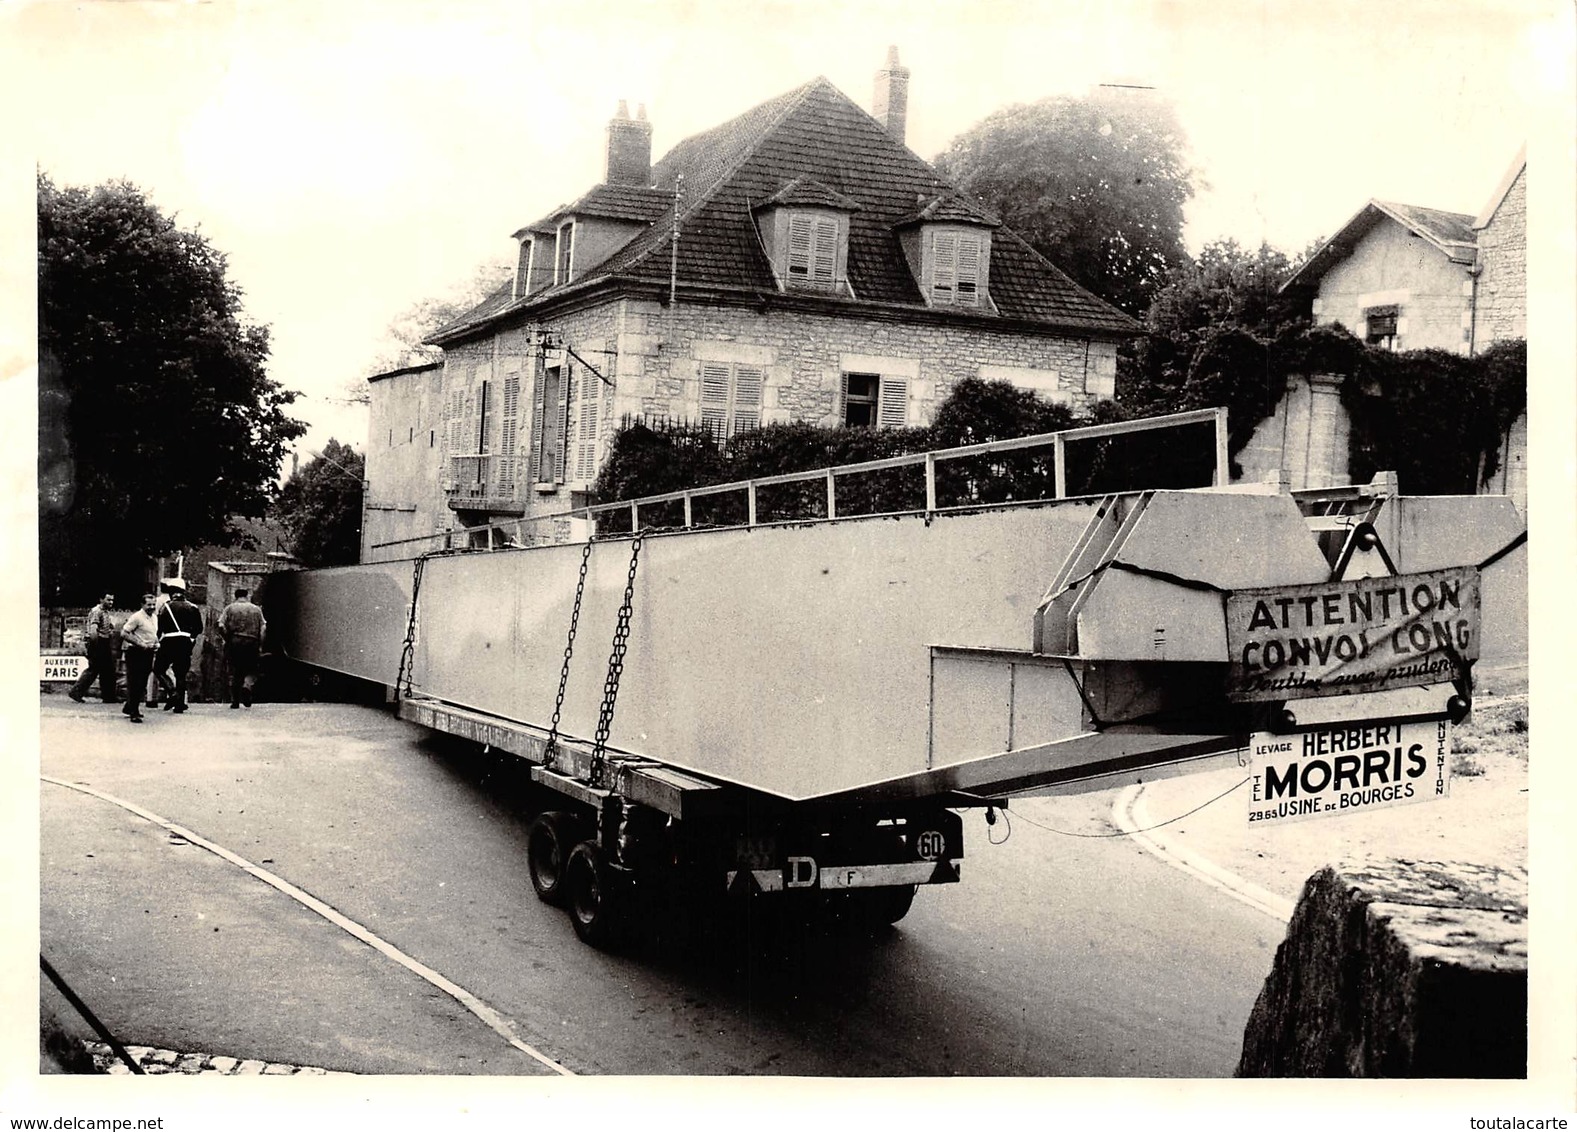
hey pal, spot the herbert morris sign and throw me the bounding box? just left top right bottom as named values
left=1226, top=567, right=1480, bottom=702
left=1247, top=719, right=1451, bottom=825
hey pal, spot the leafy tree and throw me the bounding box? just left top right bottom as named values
left=934, top=90, right=1194, bottom=317
left=38, top=174, right=305, bottom=604
left=272, top=439, right=366, bottom=567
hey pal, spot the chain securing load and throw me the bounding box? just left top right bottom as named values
left=543, top=538, right=595, bottom=771
left=395, top=554, right=429, bottom=701
left=590, top=536, right=644, bottom=788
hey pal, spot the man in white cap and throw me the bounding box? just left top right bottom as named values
left=154, top=579, right=204, bottom=713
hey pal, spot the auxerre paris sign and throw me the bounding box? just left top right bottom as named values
left=1225, top=567, right=1480, bottom=702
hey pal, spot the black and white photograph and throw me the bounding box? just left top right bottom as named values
left=5, top=0, right=1574, bottom=1126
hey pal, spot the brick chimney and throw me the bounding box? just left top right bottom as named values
left=605, top=100, right=653, bottom=186
left=873, top=46, right=910, bottom=145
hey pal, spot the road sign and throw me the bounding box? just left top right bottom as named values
left=1246, top=719, right=1452, bottom=826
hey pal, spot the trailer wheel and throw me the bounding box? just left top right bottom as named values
left=564, top=840, right=622, bottom=948
left=526, top=812, right=578, bottom=907
left=830, top=884, right=916, bottom=929
left=869, top=884, right=917, bottom=925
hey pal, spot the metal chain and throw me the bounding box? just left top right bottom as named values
left=590, top=535, right=644, bottom=788
left=395, top=554, right=428, bottom=700
left=543, top=539, right=595, bottom=770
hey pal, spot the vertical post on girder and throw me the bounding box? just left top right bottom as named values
left=826, top=469, right=837, bottom=520
left=630, top=501, right=639, bottom=532
left=1053, top=435, right=1067, bottom=499
left=1214, top=407, right=1230, bottom=487
left=683, top=492, right=693, bottom=529
left=925, top=453, right=937, bottom=516
left=747, top=481, right=758, bottom=527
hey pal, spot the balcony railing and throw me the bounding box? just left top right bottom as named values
left=444, top=454, right=523, bottom=515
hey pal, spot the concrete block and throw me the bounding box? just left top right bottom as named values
left=1237, top=856, right=1526, bottom=1078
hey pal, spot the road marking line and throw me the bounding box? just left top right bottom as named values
left=42, top=774, right=575, bottom=1076
left=1111, top=784, right=1295, bottom=924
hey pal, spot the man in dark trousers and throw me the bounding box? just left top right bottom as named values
left=219, top=588, right=266, bottom=708
left=69, top=591, right=119, bottom=703
left=155, top=580, right=204, bottom=713
left=118, top=593, right=159, bottom=723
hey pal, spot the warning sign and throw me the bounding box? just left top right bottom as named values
left=1226, top=567, right=1479, bottom=702
left=1247, top=719, right=1452, bottom=825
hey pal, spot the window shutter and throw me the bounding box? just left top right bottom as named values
left=786, top=214, right=813, bottom=279
left=498, top=375, right=520, bottom=491
left=840, top=372, right=851, bottom=420
left=811, top=217, right=837, bottom=284
left=576, top=371, right=601, bottom=481
left=478, top=380, right=491, bottom=452
left=878, top=377, right=908, bottom=429
left=556, top=365, right=573, bottom=482
left=700, top=361, right=731, bottom=440
left=956, top=235, right=981, bottom=305
left=932, top=231, right=958, bottom=304
left=733, top=365, right=763, bottom=432
left=530, top=359, right=549, bottom=483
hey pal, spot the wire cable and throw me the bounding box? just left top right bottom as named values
left=978, top=774, right=1254, bottom=840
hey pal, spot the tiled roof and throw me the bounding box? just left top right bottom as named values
left=538, top=182, right=676, bottom=227
left=1282, top=199, right=1479, bottom=293
left=434, top=77, right=1137, bottom=342
left=759, top=176, right=863, bottom=212
left=895, top=193, right=1001, bottom=228
left=1374, top=201, right=1477, bottom=256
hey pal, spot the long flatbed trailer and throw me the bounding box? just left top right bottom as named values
left=264, top=413, right=1527, bottom=946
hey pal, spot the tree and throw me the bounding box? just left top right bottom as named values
left=38, top=174, right=305, bottom=603
left=934, top=89, right=1195, bottom=317
left=271, top=439, right=366, bottom=566
left=346, top=256, right=513, bottom=403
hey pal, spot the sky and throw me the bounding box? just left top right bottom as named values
left=4, top=0, right=1571, bottom=459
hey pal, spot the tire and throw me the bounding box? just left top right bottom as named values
left=828, top=884, right=916, bottom=930
left=868, top=883, right=916, bottom=925
left=564, top=840, right=622, bottom=948
left=526, top=812, right=578, bottom=907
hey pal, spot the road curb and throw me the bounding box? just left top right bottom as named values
left=1112, top=784, right=1296, bottom=923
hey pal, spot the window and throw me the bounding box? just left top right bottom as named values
left=556, top=222, right=575, bottom=285
left=571, top=368, right=602, bottom=482
left=931, top=231, right=983, bottom=307
left=514, top=239, right=532, bottom=298
left=841, top=372, right=907, bottom=429
left=1365, top=305, right=1399, bottom=351
left=699, top=362, right=764, bottom=440
left=497, top=374, right=521, bottom=490
left=533, top=363, right=567, bottom=485
left=786, top=214, right=838, bottom=287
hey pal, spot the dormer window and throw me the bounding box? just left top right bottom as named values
left=894, top=194, right=1000, bottom=313
left=513, top=237, right=533, bottom=300
left=753, top=178, right=859, bottom=296
left=555, top=221, right=575, bottom=285
left=787, top=213, right=839, bottom=286
left=930, top=229, right=984, bottom=307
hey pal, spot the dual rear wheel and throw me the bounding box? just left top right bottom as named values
left=527, top=811, right=622, bottom=947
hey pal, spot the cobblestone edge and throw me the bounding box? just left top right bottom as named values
left=84, top=1041, right=357, bottom=1077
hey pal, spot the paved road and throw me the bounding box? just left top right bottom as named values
left=39, top=698, right=1284, bottom=1076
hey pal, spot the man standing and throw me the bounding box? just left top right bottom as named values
left=219, top=588, right=266, bottom=708
left=69, top=592, right=119, bottom=704
left=155, top=580, right=203, bottom=713
left=119, top=594, right=159, bottom=723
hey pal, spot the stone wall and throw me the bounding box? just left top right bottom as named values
left=1474, top=165, right=1527, bottom=348
left=1237, top=374, right=1350, bottom=490
left=407, top=297, right=1119, bottom=543
left=1238, top=857, right=1527, bottom=1077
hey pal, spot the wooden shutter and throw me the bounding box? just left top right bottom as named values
left=477, top=380, right=491, bottom=453
left=498, top=375, right=520, bottom=489
left=878, top=377, right=908, bottom=429
left=786, top=214, right=813, bottom=280
left=576, top=371, right=601, bottom=481
left=956, top=234, right=981, bottom=306
left=733, top=365, right=763, bottom=432
left=700, top=361, right=731, bottom=440
left=811, top=217, right=838, bottom=284
left=530, top=358, right=549, bottom=483
left=557, top=365, right=573, bottom=482
left=931, top=231, right=958, bottom=304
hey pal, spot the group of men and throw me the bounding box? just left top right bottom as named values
left=68, top=584, right=268, bottom=722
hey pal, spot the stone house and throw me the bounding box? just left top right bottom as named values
left=360, top=51, right=1137, bottom=561
left=1247, top=149, right=1527, bottom=509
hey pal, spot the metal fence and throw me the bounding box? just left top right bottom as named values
left=371, top=406, right=1230, bottom=557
